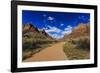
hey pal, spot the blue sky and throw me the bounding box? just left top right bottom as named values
left=22, top=10, right=90, bottom=39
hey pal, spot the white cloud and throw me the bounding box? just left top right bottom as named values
left=49, top=33, right=64, bottom=39
left=45, top=25, right=63, bottom=39
left=64, top=25, right=72, bottom=31
left=43, top=27, right=48, bottom=30
left=48, top=16, right=54, bottom=21
left=63, top=25, right=73, bottom=35
left=62, top=30, right=72, bottom=35
left=44, top=25, right=73, bottom=39
left=45, top=26, right=61, bottom=33
left=60, top=23, right=64, bottom=26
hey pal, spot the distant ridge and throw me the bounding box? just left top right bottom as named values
left=23, top=23, right=54, bottom=40
left=23, top=23, right=90, bottom=41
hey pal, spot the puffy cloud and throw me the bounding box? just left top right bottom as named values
left=44, top=25, right=73, bottom=39
left=64, top=25, right=72, bottom=31
left=62, top=25, right=72, bottom=35
left=45, top=25, right=63, bottom=39
left=60, top=23, right=64, bottom=26
left=45, top=26, right=61, bottom=33
left=48, top=16, right=54, bottom=21
left=48, top=32, right=64, bottom=39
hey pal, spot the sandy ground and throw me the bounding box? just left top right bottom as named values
left=24, top=42, right=67, bottom=62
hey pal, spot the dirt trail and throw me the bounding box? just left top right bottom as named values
left=24, top=42, right=67, bottom=62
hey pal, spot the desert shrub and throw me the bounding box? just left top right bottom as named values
left=22, top=42, right=32, bottom=51
left=63, top=37, right=90, bottom=60
left=68, top=37, right=90, bottom=50
left=72, top=37, right=90, bottom=50
left=22, top=32, right=56, bottom=60
left=78, top=38, right=90, bottom=50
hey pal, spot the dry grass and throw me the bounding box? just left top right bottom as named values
left=22, top=32, right=56, bottom=60
left=63, top=37, right=90, bottom=60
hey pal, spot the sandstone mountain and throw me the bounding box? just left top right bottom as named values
left=63, top=23, right=90, bottom=40
left=23, top=23, right=39, bottom=33
left=22, top=23, right=53, bottom=39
